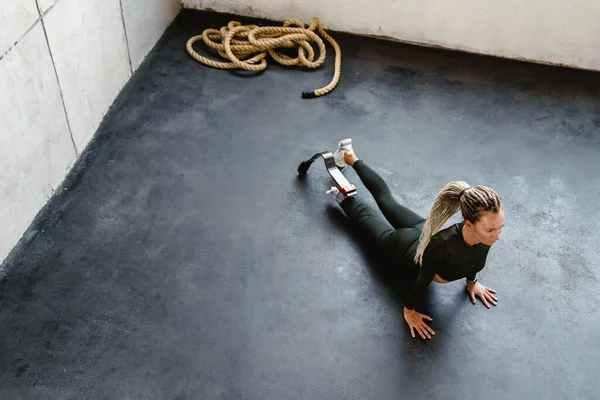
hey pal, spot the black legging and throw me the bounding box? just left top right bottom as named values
left=339, top=160, right=425, bottom=269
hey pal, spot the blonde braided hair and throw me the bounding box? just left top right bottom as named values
left=414, top=181, right=502, bottom=265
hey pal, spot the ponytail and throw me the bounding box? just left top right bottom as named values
left=414, top=181, right=470, bottom=265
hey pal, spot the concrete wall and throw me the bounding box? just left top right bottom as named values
left=0, top=0, right=180, bottom=265
left=181, top=0, right=600, bottom=72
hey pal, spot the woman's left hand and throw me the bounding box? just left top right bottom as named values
left=467, top=282, right=498, bottom=308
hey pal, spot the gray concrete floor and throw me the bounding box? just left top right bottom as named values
left=1, top=9, right=600, bottom=400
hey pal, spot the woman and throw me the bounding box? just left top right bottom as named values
left=331, top=139, right=504, bottom=340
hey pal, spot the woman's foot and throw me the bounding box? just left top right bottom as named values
left=326, top=186, right=347, bottom=204
left=344, top=151, right=359, bottom=166
left=333, top=138, right=358, bottom=168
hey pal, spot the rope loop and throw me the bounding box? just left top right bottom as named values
left=186, top=17, right=342, bottom=98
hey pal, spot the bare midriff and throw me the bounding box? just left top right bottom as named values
left=433, top=274, right=450, bottom=284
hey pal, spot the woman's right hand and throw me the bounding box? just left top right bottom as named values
left=404, top=307, right=435, bottom=339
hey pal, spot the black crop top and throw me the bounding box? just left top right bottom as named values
left=405, top=221, right=491, bottom=310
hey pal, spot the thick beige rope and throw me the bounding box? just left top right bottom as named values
left=186, top=17, right=341, bottom=98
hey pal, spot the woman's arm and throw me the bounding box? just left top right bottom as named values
left=403, top=237, right=446, bottom=339
left=404, top=237, right=446, bottom=310
left=465, top=250, right=497, bottom=308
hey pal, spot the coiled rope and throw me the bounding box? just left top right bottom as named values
left=185, top=17, right=341, bottom=98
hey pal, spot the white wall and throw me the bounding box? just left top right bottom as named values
left=0, top=0, right=180, bottom=265
left=182, top=0, right=600, bottom=72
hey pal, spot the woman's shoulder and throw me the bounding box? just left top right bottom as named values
left=432, top=222, right=463, bottom=242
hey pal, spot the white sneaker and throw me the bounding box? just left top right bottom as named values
left=326, top=186, right=339, bottom=196
left=326, top=186, right=346, bottom=203
left=333, top=138, right=354, bottom=168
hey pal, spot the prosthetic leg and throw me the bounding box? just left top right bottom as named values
left=297, top=151, right=357, bottom=197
